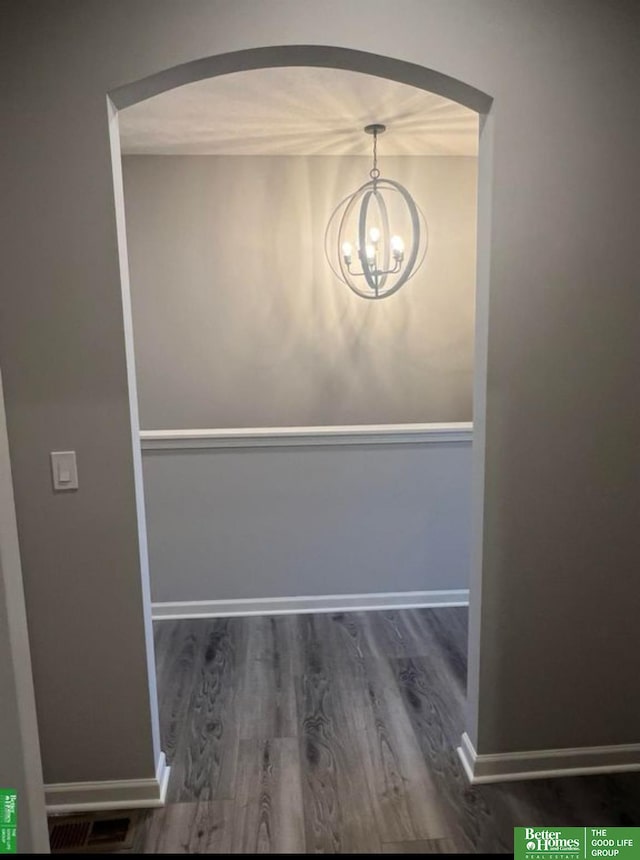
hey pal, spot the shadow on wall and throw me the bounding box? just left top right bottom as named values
left=122, top=154, right=477, bottom=429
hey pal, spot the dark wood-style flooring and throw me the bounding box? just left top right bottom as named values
left=129, top=608, right=640, bottom=852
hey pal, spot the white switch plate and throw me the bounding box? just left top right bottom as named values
left=51, top=451, right=78, bottom=491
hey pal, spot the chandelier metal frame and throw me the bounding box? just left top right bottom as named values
left=325, top=123, right=428, bottom=300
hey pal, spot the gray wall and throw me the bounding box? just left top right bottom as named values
left=123, top=155, right=477, bottom=428
left=1, top=0, right=639, bottom=793
left=143, top=440, right=472, bottom=603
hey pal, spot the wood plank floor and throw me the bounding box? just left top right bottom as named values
left=129, top=608, right=640, bottom=853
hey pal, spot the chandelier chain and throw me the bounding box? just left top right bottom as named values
left=370, top=128, right=380, bottom=182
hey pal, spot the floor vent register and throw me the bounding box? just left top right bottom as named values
left=48, top=810, right=142, bottom=853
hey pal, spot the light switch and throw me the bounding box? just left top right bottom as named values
left=51, top=451, right=78, bottom=491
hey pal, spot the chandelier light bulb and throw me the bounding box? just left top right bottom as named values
left=391, top=235, right=405, bottom=258
left=324, top=123, right=428, bottom=300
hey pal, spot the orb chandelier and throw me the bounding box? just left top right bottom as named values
left=325, top=123, right=428, bottom=300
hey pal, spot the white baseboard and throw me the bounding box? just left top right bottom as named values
left=46, top=751, right=170, bottom=814
left=457, top=731, right=640, bottom=784
left=152, top=589, right=469, bottom=620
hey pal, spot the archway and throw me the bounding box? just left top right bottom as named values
left=107, top=42, right=494, bottom=789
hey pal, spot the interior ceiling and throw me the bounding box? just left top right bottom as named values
left=119, top=66, right=479, bottom=157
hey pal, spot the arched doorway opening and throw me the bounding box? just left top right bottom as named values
left=107, top=45, right=494, bottom=836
